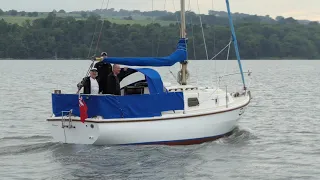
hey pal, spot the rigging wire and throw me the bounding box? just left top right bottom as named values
left=167, top=0, right=182, bottom=83
left=152, top=0, right=155, bottom=24
left=196, top=0, right=209, bottom=60
left=94, top=0, right=111, bottom=56
left=195, top=0, right=211, bottom=88
left=210, top=40, right=232, bottom=60
left=223, top=37, right=232, bottom=81
left=187, top=0, right=199, bottom=87
left=216, top=37, right=232, bottom=89
left=83, top=0, right=110, bottom=81
left=151, top=0, right=154, bottom=56
left=177, top=0, right=191, bottom=85
left=156, top=0, right=166, bottom=57
left=87, top=0, right=106, bottom=58
left=212, top=0, right=218, bottom=87
left=171, top=0, right=181, bottom=32
left=188, top=0, right=197, bottom=60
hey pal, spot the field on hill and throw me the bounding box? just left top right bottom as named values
left=0, top=14, right=176, bottom=26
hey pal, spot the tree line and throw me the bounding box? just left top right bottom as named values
left=0, top=9, right=39, bottom=17
left=1, top=12, right=320, bottom=60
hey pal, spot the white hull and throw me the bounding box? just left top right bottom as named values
left=47, top=90, right=250, bottom=145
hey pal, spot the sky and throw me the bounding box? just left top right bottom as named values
left=1, top=0, right=320, bottom=21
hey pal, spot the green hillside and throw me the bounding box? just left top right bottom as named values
left=0, top=9, right=320, bottom=60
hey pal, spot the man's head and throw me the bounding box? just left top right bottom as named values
left=90, top=68, right=98, bottom=78
left=101, top=52, right=108, bottom=57
left=113, top=64, right=121, bottom=75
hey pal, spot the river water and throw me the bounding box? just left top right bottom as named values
left=0, top=60, right=319, bottom=180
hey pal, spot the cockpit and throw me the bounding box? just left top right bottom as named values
left=121, top=80, right=149, bottom=95
left=120, top=69, right=150, bottom=96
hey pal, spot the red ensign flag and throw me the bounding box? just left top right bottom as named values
left=79, top=97, right=88, bottom=123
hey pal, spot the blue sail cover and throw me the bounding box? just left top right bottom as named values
left=102, top=38, right=188, bottom=66
left=52, top=93, right=184, bottom=119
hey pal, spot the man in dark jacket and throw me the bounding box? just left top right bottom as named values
left=77, top=68, right=101, bottom=94
left=106, top=64, right=136, bottom=95
left=94, top=52, right=112, bottom=94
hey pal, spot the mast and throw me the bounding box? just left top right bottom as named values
left=180, top=0, right=188, bottom=85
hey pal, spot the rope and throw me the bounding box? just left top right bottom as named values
left=226, top=37, right=231, bottom=60
left=94, top=0, right=111, bottom=56
left=199, top=39, right=233, bottom=104
left=171, top=0, right=181, bottom=32
left=187, top=0, right=199, bottom=86
left=77, top=0, right=109, bottom=93
left=169, top=69, right=178, bottom=82
left=212, top=0, right=218, bottom=87
left=151, top=0, right=154, bottom=56
left=221, top=37, right=232, bottom=88
left=188, top=0, right=197, bottom=60
left=85, top=61, right=95, bottom=77
left=156, top=0, right=167, bottom=57
left=87, top=0, right=106, bottom=58
left=169, top=0, right=184, bottom=84
left=196, top=0, right=209, bottom=60
left=205, top=39, right=232, bottom=89
left=210, top=40, right=232, bottom=60
left=177, top=69, right=190, bottom=84
left=224, top=37, right=232, bottom=75
left=163, top=0, right=177, bottom=82
left=161, top=0, right=176, bottom=82
left=152, top=0, right=155, bottom=24
left=246, top=72, right=253, bottom=90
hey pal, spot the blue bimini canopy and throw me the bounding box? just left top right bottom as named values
left=130, top=68, right=164, bottom=94
left=52, top=92, right=184, bottom=119
left=102, top=38, right=188, bottom=67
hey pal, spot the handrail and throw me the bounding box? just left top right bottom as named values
left=218, top=70, right=252, bottom=90
left=219, top=70, right=252, bottom=79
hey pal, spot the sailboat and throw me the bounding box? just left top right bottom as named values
left=47, top=0, right=252, bottom=145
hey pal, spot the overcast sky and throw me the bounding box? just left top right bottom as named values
left=1, top=0, right=320, bottom=21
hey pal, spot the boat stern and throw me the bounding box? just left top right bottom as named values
left=47, top=116, right=101, bottom=145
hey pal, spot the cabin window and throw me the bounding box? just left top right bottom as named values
left=188, top=98, right=199, bottom=107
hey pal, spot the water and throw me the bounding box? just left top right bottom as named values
left=0, top=60, right=319, bottom=180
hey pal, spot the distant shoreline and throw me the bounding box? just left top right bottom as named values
left=0, top=58, right=318, bottom=60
